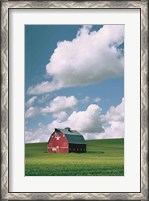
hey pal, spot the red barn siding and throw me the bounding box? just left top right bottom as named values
left=48, top=132, right=68, bottom=153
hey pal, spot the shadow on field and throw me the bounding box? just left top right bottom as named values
left=87, top=151, right=104, bottom=154
left=43, top=151, right=105, bottom=154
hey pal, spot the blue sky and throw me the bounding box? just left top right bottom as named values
left=25, top=25, right=124, bottom=143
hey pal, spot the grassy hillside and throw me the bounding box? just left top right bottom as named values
left=25, top=138, right=124, bottom=176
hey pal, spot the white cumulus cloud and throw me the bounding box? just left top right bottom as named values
left=25, top=103, right=104, bottom=143
left=25, top=107, right=39, bottom=119
left=94, top=97, right=102, bottom=103
left=101, top=98, right=124, bottom=138
left=27, top=25, right=124, bottom=95
left=25, top=125, right=50, bottom=143
left=102, top=97, right=124, bottom=123
left=41, top=96, right=78, bottom=114
left=52, top=111, right=68, bottom=121
left=47, top=104, right=104, bottom=134
left=25, top=96, right=78, bottom=119
left=80, top=96, right=90, bottom=104
left=38, top=94, right=50, bottom=103
left=25, top=96, right=37, bottom=107
left=25, top=98, right=124, bottom=143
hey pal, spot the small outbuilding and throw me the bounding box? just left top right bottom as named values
left=48, top=127, right=86, bottom=153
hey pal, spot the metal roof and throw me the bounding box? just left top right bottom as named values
left=55, top=128, right=86, bottom=144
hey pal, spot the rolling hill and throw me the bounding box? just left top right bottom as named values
left=25, top=138, right=124, bottom=176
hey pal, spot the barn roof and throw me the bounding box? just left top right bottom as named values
left=55, top=128, right=86, bottom=144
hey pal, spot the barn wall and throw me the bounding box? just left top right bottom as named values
left=48, top=132, right=68, bottom=153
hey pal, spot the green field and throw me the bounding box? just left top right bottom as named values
left=25, top=138, right=124, bottom=176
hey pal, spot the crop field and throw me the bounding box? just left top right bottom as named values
left=25, top=138, right=124, bottom=176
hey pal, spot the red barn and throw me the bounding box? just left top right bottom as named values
left=48, top=127, right=86, bottom=153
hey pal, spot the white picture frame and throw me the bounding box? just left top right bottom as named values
left=1, top=1, right=148, bottom=200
